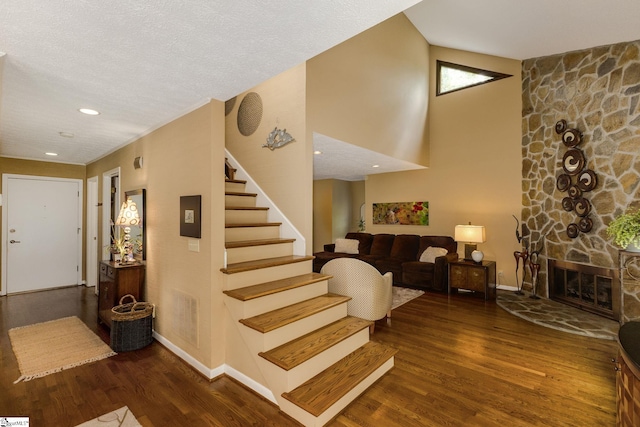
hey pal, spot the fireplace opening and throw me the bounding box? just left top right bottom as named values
left=548, top=259, right=620, bottom=321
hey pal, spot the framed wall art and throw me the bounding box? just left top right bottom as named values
left=372, top=201, right=429, bottom=226
left=180, top=195, right=202, bottom=238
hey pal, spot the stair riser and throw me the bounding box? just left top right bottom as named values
left=242, top=303, right=348, bottom=353
left=259, top=328, right=370, bottom=399
left=226, top=242, right=293, bottom=265
left=279, top=356, right=395, bottom=427
left=225, top=181, right=245, bottom=193
left=222, top=260, right=314, bottom=290
left=225, top=226, right=280, bottom=242
left=225, top=194, right=256, bottom=207
left=225, top=209, right=268, bottom=224
left=225, top=281, right=327, bottom=319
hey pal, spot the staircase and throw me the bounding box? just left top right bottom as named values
left=222, top=163, right=396, bottom=426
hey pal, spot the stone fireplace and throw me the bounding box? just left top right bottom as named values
left=521, top=39, right=640, bottom=309
left=548, top=259, right=620, bottom=321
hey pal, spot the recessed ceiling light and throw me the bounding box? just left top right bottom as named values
left=372, top=164, right=380, bottom=168
left=59, top=131, right=74, bottom=138
left=79, top=108, right=100, bottom=115
left=45, top=152, right=58, bottom=156
left=314, top=150, right=322, bottom=155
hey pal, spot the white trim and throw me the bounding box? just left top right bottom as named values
left=152, top=331, right=277, bottom=404
left=224, top=149, right=306, bottom=256
left=1, top=174, right=83, bottom=295
left=86, top=176, right=99, bottom=289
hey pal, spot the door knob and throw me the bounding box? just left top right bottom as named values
left=9, top=240, right=21, bottom=244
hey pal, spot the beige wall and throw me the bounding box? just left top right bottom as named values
left=225, top=63, right=312, bottom=253
left=87, top=101, right=226, bottom=370
left=366, top=46, right=522, bottom=286
left=312, top=179, right=365, bottom=252
left=0, top=158, right=86, bottom=292
left=307, top=13, right=430, bottom=167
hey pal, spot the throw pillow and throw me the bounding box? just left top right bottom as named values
left=334, top=238, right=359, bottom=254
left=419, top=246, right=448, bottom=263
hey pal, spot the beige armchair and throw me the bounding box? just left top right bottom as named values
left=320, top=258, right=393, bottom=332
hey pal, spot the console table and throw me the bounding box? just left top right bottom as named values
left=448, top=259, right=496, bottom=300
left=98, top=260, right=145, bottom=328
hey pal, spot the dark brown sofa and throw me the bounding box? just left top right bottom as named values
left=313, top=232, right=458, bottom=292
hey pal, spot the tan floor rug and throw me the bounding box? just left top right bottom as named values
left=75, top=406, right=141, bottom=427
left=391, top=286, right=425, bottom=310
left=9, top=316, right=116, bottom=383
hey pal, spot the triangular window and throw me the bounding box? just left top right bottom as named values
left=436, top=60, right=512, bottom=96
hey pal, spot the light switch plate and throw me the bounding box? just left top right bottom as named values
left=188, top=239, right=200, bottom=252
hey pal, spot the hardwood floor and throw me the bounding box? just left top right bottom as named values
left=1, top=286, right=617, bottom=426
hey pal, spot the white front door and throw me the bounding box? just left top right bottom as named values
left=3, top=175, right=82, bottom=294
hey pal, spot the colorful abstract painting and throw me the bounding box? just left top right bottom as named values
left=372, top=201, right=429, bottom=226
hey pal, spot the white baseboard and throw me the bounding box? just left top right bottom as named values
left=496, top=285, right=518, bottom=291
left=152, top=331, right=277, bottom=404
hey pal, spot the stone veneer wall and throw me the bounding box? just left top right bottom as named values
left=522, top=40, right=640, bottom=297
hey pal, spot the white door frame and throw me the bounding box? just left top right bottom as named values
left=86, top=176, right=99, bottom=289
left=1, top=174, right=83, bottom=296
left=102, top=167, right=120, bottom=261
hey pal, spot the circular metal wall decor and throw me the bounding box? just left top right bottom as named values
left=554, top=120, right=597, bottom=239
left=556, top=174, right=571, bottom=192
left=568, top=184, right=582, bottom=199
left=578, top=216, right=593, bottom=233
left=237, top=92, right=263, bottom=136
left=567, top=223, right=579, bottom=238
left=574, top=198, right=591, bottom=217
left=562, top=129, right=582, bottom=147
left=562, top=148, right=585, bottom=175
left=577, top=169, right=597, bottom=192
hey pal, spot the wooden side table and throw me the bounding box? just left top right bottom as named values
left=98, top=261, right=145, bottom=328
left=449, top=260, right=496, bottom=300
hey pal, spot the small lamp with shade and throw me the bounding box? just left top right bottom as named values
left=115, top=198, right=141, bottom=263
left=454, top=223, right=486, bottom=263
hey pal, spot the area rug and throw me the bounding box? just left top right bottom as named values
left=9, top=316, right=116, bottom=383
left=75, top=406, right=141, bottom=427
left=391, top=286, right=424, bottom=310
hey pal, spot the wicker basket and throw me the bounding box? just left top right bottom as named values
left=110, top=294, right=154, bottom=352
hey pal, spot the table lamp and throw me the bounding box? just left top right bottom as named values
left=454, top=223, right=486, bottom=262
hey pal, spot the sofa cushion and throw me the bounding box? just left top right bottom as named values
left=334, top=238, right=359, bottom=254
left=417, top=236, right=457, bottom=260
left=344, top=232, right=373, bottom=255
left=369, top=234, right=396, bottom=257
left=389, top=234, right=420, bottom=261
left=419, top=246, right=448, bottom=263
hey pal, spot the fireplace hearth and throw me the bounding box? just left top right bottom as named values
left=548, top=259, right=620, bottom=321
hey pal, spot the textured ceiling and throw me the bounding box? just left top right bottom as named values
left=313, top=133, right=426, bottom=181
left=2, top=0, right=640, bottom=180
left=405, top=0, right=640, bottom=60
left=0, top=0, right=420, bottom=164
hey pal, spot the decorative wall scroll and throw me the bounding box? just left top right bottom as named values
left=372, top=201, right=429, bottom=225
left=555, top=120, right=597, bottom=238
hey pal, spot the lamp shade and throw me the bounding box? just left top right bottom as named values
left=454, top=225, right=486, bottom=243
left=115, top=199, right=141, bottom=227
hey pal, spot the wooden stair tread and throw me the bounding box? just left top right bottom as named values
left=239, top=293, right=350, bottom=333
left=225, top=206, right=269, bottom=211
left=259, top=316, right=372, bottom=371
left=226, top=238, right=295, bottom=249
left=221, top=255, right=314, bottom=274
left=223, top=272, right=330, bottom=301
left=225, top=191, right=257, bottom=197
left=282, top=342, right=397, bottom=417
left=225, top=222, right=282, bottom=228
left=225, top=179, right=246, bottom=184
